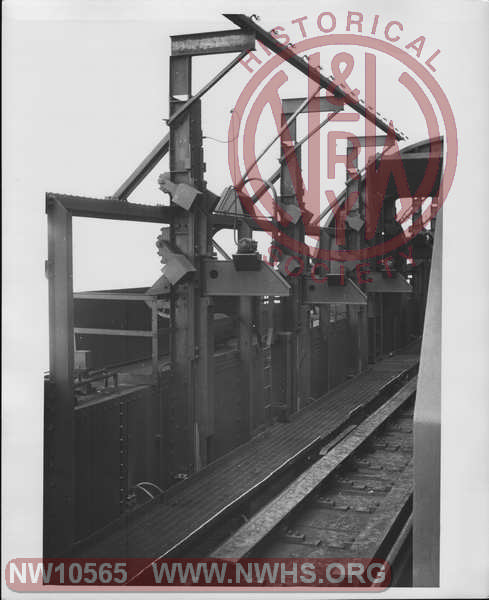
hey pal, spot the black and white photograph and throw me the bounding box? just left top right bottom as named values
left=3, top=0, right=489, bottom=597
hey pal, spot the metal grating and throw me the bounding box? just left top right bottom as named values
left=76, top=352, right=419, bottom=558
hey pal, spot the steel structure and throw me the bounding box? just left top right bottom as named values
left=44, top=14, right=442, bottom=585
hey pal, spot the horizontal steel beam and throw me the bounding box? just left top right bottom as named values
left=282, top=95, right=343, bottom=115
left=224, top=14, right=405, bottom=141
left=171, top=29, right=255, bottom=56
left=74, top=327, right=154, bottom=337
left=46, top=193, right=173, bottom=223
left=74, top=292, right=151, bottom=301
left=347, top=135, right=393, bottom=148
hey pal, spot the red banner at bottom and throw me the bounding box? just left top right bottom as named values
left=6, top=558, right=390, bottom=591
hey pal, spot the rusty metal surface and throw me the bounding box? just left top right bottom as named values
left=75, top=352, right=418, bottom=558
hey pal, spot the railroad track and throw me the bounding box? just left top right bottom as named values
left=210, top=377, right=415, bottom=581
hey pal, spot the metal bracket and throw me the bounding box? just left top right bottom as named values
left=303, top=276, right=367, bottom=305
left=158, top=173, right=200, bottom=211
left=202, top=259, right=290, bottom=297
left=365, top=271, right=413, bottom=293
left=282, top=95, right=343, bottom=114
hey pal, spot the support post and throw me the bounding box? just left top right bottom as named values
left=168, top=54, right=214, bottom=476
left=44, top=197, right=75, bottom=556
left=345, top=140, right=368, bottom=373
left=279, top=116, right=302, bottom=412
left=151, top=298, right=159, bottom=385
left=237, top=220, right=259, bottom=435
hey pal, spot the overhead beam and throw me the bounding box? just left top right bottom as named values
left=224, top=14, right=405, bottom=141
left=46, top=193, right=173, bottom=223
left=171, top=29, right=255, bottom=56
left=347, top=135, right=393, bottom=148
left=282, top=95, right=343, bottom=115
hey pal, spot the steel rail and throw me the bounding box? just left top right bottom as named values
left=211, top=376, right=416, bottom=558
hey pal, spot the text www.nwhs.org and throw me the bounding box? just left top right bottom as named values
left=6, top=558, right=390, bottom=589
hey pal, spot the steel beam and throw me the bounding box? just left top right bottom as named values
left=236, top=219, right=257, bottom=437
left=348, top=135, right=393, bottom=148
left=224, top=14, right=405, bottom=141
left=171, top=29, right=255, bottom=56
left=242, top=112, right=335, bottom=208
left=73, top=327, right=155, bottom=337
left=278, top=113, right=305, bottom=412
left=168, top=52, right=215, bottom=475
left=112, top=135, right=170, bottom=201
left=45, top=198, right=75, bottom=556
left=281, top=95, right=343, bottom=115
left=345, top=139, right=369, bottom=374
left=46, top=193, right=173, bottom=223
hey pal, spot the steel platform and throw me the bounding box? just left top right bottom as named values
left=76, top=351, right=419, bottom=559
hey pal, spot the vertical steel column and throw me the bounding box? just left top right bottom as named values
left=318, top=227, right=330, bottom=392
left=346, top=147, right=368, bottom=373
left=151, top=298, right=159, bottom=385
left=168, top=55, right=213, bottom=475
left=45, top=197, right=75, bottom=556
left=279, top=117, right=311, bottom=411
left=237, top=220, right=259, bottom=435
